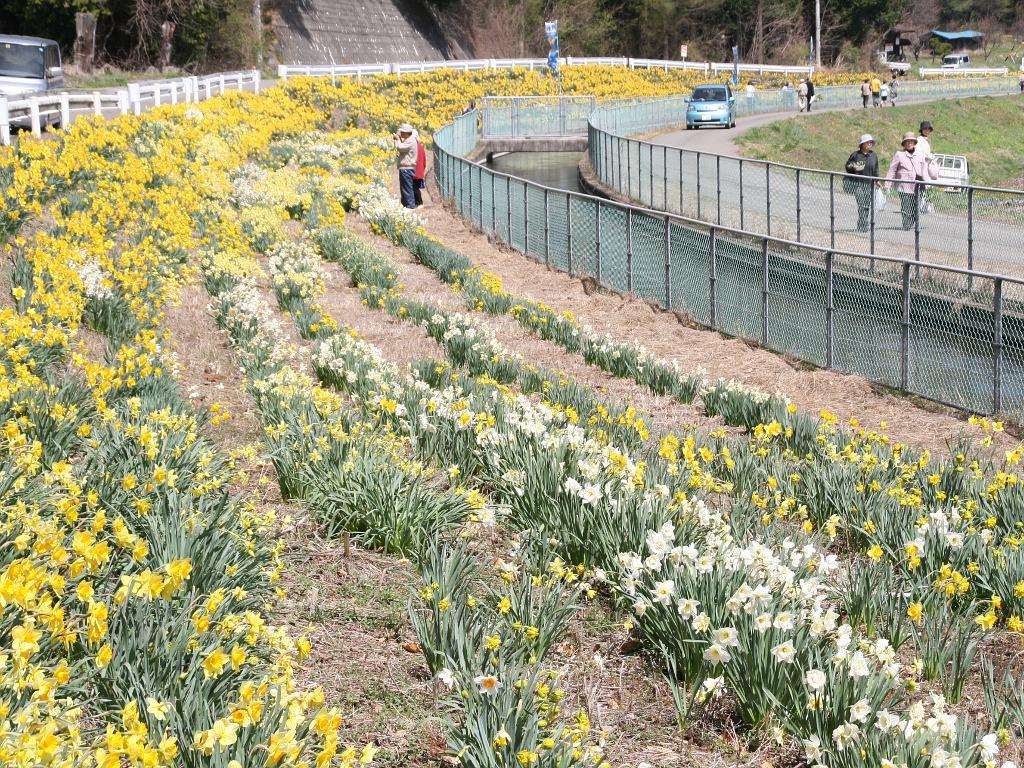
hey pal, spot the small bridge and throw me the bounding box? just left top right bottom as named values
left=471, top=96, right=593, bottom=159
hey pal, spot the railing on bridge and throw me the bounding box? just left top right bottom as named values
left=434, top=106, right=1024, bottom=419
left=481, top=96, right=596, bottom=139
left=587, top=79, right=1024, bottom=276
left=0, top=70, right=261, bottom=146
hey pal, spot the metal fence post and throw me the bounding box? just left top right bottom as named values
left=869, top=180, right=877, bottom=270
left=716, top=155, right=722, bottom=225
left=709, top=227, right=718, bottom=327
left=914, top=184, right=922, bottom=274
left=993, top=277, right=1004, bottom=413
left=825, top=252, right=834, bottom=369
left=795, top=168, right=802, bottom=241
left=491, top=173, right=496, bottom=236
left=738, top=158, right=745, bottom=229
left=663, top=144, right=668, bottom=210
left=627, top=141, right=633, bottom=200
left=677, top=148, right=684, bottom=215
left=648, top=143, right=654, bottom=207
left=967, top=187, right=975, bottom=288
left=829, top=174, right=836, bottom=249
left=468, top=166, right=475, bottom=227
left=664, top=217, right=672, bottom=308
left=765, top=164, right=771, bottom=236
left=626, top=207, right=633, bottom=293
left=566, top=195, right=574, bottom=274
left=506, top=177, right=512, bottom=245
left=544, top=189, right=550, bottom=265
left=595, top=201, right=603, bottom=283
left=761, top=239, right=769, bottom=344
left=900, top=262, right=911, bottom=391
left=616, top=135, right=622, bottom=192
left=523, top=184, right=529, bottom=255
left=696, top=151, right=702, bottom=220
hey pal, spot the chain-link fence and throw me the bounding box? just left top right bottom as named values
left=435, top=109, right=1024, bottom=418
left=482, top=96, right=596, bottom=138
left=589, top=80, right=1024, bottom=276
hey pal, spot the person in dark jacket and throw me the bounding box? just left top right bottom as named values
left=845, top=134, right=879, bottom=232
left=805, top=79, right=816, bottom=111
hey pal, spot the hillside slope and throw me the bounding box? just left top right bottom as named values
left=272, top=0, right=456, bottom=64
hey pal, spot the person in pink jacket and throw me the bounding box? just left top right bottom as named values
left=885, top=132, right=938, bottom=230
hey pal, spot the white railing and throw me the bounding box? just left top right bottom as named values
left=0, top=69, right=261, bottom=146
left=919, top=66, right=1010, bottom=77
left=276, top=57, right=814, bottom=80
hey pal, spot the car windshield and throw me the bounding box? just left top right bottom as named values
left=691, top=88, right=727, bottom=102
left=942, top=55, right=961, bottom=64
left=0, top=43, right=46, bottom=79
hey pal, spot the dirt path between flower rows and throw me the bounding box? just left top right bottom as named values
left=343, top=215, right=726, bottom=438
left=411, top=163, right=1015, bottom=455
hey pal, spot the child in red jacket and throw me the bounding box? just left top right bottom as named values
left=413, top=139, right=426, bottom=206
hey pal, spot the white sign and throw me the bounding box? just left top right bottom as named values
left=680, top=44, right=688, bottom=59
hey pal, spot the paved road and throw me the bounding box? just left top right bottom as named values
left=636, top=106, right=1024, bottom=280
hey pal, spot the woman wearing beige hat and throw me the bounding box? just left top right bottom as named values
left=885, top=132, right=938, bottom=231
left=394, top=123, right=419, bottom=209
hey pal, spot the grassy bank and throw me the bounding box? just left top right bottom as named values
left=737, top=95, right=1024, bottom=187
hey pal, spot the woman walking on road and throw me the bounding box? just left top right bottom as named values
left=845, top=134, right=879, bottom=232
left=885, top=133, right=938, bottom=230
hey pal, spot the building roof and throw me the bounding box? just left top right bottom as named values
left=0, top=35, right=59, bottom=47
left=928, top=30, right=984, bottom=41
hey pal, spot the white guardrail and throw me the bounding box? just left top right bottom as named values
left=277, top=57, right=816, bottom=80
left=919, top=66, right=1010, bottom=77
left=0, top=69, right=261, bottom=146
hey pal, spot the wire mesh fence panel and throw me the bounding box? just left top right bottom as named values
left=831, top=266, right=904, bottom=389
left=598, top=203, right=629, bottom=293
left=509, top=178, right=526, bottom=252
left=525, top=185, right=547, bottom=259
left=569, top=196, right=598, bottom=277
left=631, top=211, right=668, bottom=302
left=714, top=231, right=765, bottom=341
left=907, top=265, right=996, bottom=413
left=768, top=165, right=801, bottom=243
left=668, top=222, right=712, bottom=325
left=765, top=246, right=829, bottom=367
left=1004, top=309, right=1024, bottom=418
left=547, top=190, right=570, bottom=272
left=970, top=188, right=1024, bottom=275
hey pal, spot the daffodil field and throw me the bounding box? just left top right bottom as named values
left=0, top=67, right=1023, bottom=768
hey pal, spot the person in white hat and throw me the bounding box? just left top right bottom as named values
left=844, top=134, right=879, bottom=232
left=394, top=123, right=419, bottom=209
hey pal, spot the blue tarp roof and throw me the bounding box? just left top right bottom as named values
left=929, top=30, right=984, bottom=41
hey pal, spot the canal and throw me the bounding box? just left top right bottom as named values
left=485, top=151, right=584, bottom=192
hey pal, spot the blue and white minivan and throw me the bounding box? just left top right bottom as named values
left=0, top=35, right=64, bottom=98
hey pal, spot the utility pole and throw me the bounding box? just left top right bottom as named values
left=814, top=0, right=821, bottom=68
left=254, top=0, right=263, bottom=68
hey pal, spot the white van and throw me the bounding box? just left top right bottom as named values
left=941, top=54, right=971, bottom=69
left=0, top=36, right=64, bottom=98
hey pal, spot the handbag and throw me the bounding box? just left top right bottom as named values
left=874, top=188, right=887, bottom=212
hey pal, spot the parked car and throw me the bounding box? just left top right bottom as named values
left=941, top=54, right=971, bottom=69
left=0, top=35, right=64, bottom=129
left=685, top=84, right=736, bottom=130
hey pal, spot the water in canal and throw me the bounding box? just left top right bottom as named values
left=485, top=151, right=583, bottom=192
